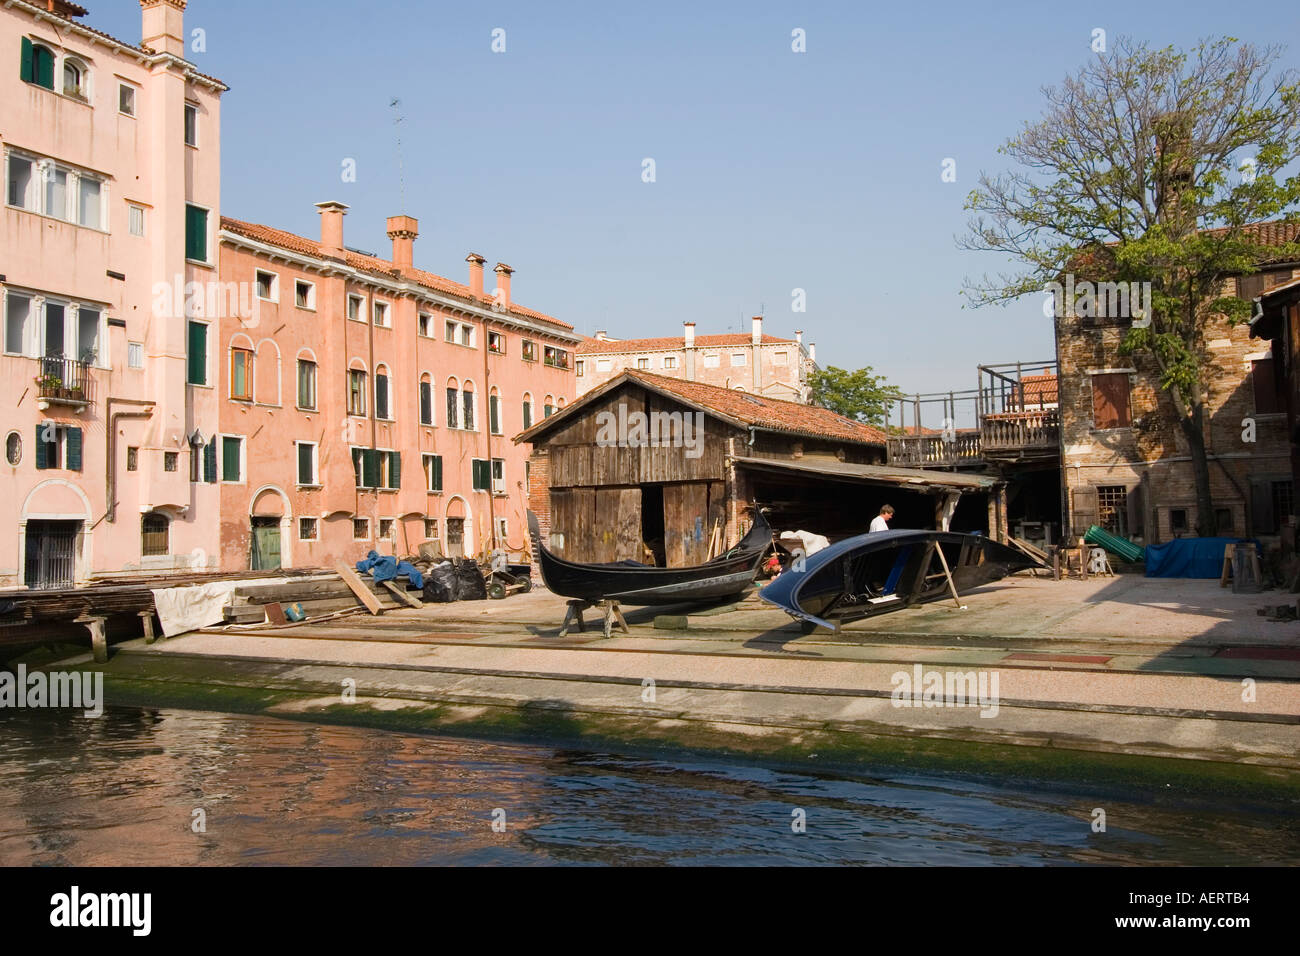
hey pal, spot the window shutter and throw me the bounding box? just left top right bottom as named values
left=298, top=443, right=313, bottom=484
left=1251, top=479, right=1274, bottom=534
left=20, top=37, right=33, bottom=83
left=389, top=451, right=401, bottom=489
left=434, top=455, right=443, bottom=491
left=376, top=374, right=389, bottom=420
left=185, top=205, right=207, bottom=262
left=1071, top=485, right=1098, bottom=535
left=490, top=394, right=500, bottom=433
left=446, top=388, right=457, bottom=428
left=187, top=321, right=207, bottom=385
left=36, top=45, right=53, bottom=88
left=363, top=449, right=379, bottom=488
left=1091, top=373, right=1130, bottom=428
left=204, top=441, right=217, bottom=483
left=35, top=425, right=50, bottom=470
left=352, top=447, right=363, bottom=487
left=420, top=382, right=431, bottom=424
left=65, top=427, right=82, bottom=471
left=522, top=402, right=532, bottom=430
left=1125, top=483, right=1145, bottom=539
left=1253, top=359, right=1279, bottom=414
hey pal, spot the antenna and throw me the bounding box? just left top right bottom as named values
left=389, top=97, right=406, bottom=211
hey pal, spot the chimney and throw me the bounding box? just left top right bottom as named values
left=795, top=330, right=803, bottom=348
left=386, top=215, right=418, bottom=274
left=140, top=0, right=187, bottom=58
left=493, top=263, right=513, bottom=308
left=809, top=343, right=816, bottom=363
left=594, top=330, right=608, bottom=341
left=466, top=254, right=486, bottom=298
left=683, top=321, right=695, bottom=348
left=315, top=201, right=349, bottom=259
left=751, top=315, right=763, bottom=345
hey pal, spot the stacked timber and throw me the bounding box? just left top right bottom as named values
left=220, top=570, right=420, bottom=625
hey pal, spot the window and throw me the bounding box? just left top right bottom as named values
left=596, top=358, right=611, bottom=372
left=445, top=320, right=474, bottom=346
left=1215, top=507, right=1234, bottom=533
left=472, top=458, right=491, bottom=491
left=221, top=436, right=243, bottom=482
left=446, top=387, right=459, bottom=429
left=189, top=442, right=201, bottom=482
left=488, top=331, right=505, bottom=354
left=255, top=271, right=276, bottom=301
left=164, top=452, right=178, bottom=472
left=378, top=518, right=395, bottom=540
left=34, top=425, right=82, bottom=471
left=128, top=342, right=144, bottom=368
left=128, top=204, right=146, bottom=237
left=353, top=518, right=370, bottom=540
left=348, top=369, right=367, bottom=416
left=296, top=442, right=317, bottom=486
left=6, top=432, right=22, bottom=466
left=496, top=516, right=509, bottom=542
left=141, top=513, right=169, bottom=557
left=544, top=395, right=555, bottom=419
left=773, top=351, right=788, bottom=366
left=731, top=352, right=747, bottom=367
left=522, top=395, right=533, bottom=430
left=119, top=83, right=136, bottom=116
left=1170, top=508, right=1189, bottom=534
left=418, top=312, right=434, bottom=337
left=347, top=294, right=365, bottom=322
left=375, top=368, right=391, bottom=420
left=576, top=360, right=585, bottom=376
left=4, top=293, right=101, bottom=363
left=1097, top=486, right=1128, bottom=537
left=352, top=448, right=400, bottom=490
left=19, top=39, right=56, bottom=90
left=62, top=59, right=85, bottom=98
left=187, top=321, right=207, bottom=385
left=521, top=340, right=536, bottom=362
left=297, top=359, right=317, bottom=409
left=1253, top=358, right=1281, bottom=414
left=185, top=204, right=208, bottom=262
left=230, top=346, right=253, bottom=400
left=295, top=280, right=314, bottom=310
left=663, top=356, right=678, bottom=369
left=1091, top=373, right=1131, bottom=429
left=299, top=517, right=318, bottom=541
left=637, top=357, right=650, bottom=370
left=544, top=346, right=570, bottom=368
left=184, top=103, right=198, bottom=147
left=7, top=154, right=35, bottom=210
left=1273, top=480, right=1294, bottom=530
left=460, top=324, right=473, bottom=347
left=419, top=380, right=433, bottom=426
left=489, top=392, right=501, bottom=434
left=423, top=454, right=443, bottom=492
left=702, top=353, right=720, bottom=369
left=373, top=301, right=390, bottom=327
left=5, top=152, right=105, bottom=228
left=423, top=518, right=439, bottom=540
left=492, top=458, right=505, bottom=494
left=462, top=389, right=475, bottom=431
left=78, top=177, right=101, bottom=229
left=126, top=446, right=138, bottom=472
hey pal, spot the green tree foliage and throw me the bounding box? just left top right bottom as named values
left=963, top=36, right=1300, bottom=536
left=808, top=366, right=900, bottom=427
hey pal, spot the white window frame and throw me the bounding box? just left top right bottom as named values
left=422, top=453, right=443, bottom=493
left=127, top=202, right=146, bottom=237
left=663, top=356, right=678, bottom=369
left=3, top=288, right=108, bottom=367
left=118, top=81, right=137, bottom=117
left=294, top=279, right=315, bottom=311
left=418, top=312, right=434, bottom=337
left=347, top=293, right=366, bottom=322
left=495, top=516, right=509, bottom=541
left=127, top=341, right=144, bottom=368
left=295, top=440, right=319, bottom=487
left=254, top=270, right=278, bottom=303
left=185, top=200, right=212, bottom=266
left=488, top=330, right=505, bottom=354
left=184, top=101, right=199, bottom=148
left=731, top=352, right=747, bottom=367
left=702, top=353, right=720, bottom=369
left=298, top=516, right=319, bottom=541
left=218, top=433, right=246, bottom=485
left=352, top=517, right=371, bottom=541
left=491, top=458, right=505, bottom=495
left=5, top=148, right=109, bottom=232
left=61, top=55, right=91, bottom=101
left=372, top=299, right=390, bottom=328
left=374, top=369, right=393, bottom=421
left=378, top=517, right=396, bottom=541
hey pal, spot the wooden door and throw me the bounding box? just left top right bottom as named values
left=663, top=482, right=709, bottom=567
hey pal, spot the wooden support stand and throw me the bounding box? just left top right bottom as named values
left=76, top=613, right=108, bottom=663
left=138, top=610, right=157, bottom=644
left=559, top=599, right=630, bottom=639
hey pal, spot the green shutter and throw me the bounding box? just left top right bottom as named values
left=35, top=44, right=53, bottom=89
left=203, top=441, right=217, bottom=483
left=20, top=37, right=33, bottom=83
left=187, top=321, right=207, bottom=385
left=428, top=454, right=442, bottom=492
left=389, top=451, right=401, bottom=489
left=522, top=402, right=532, bottom=430
left=298, top=443, right=313, bottom=484
left=490, top=395, right=500, bottom=434
left=65, top=427, right=82, bottom=471
left=420, top=382, right=431, bottom=424
left=473, top=459, right=490, bottom=491
left=222, top=436, right=240, bottom=482
left=362, top=449, right=379, bottom=488
left=376, top=375, right=388, bottom=420
left=35, top=425, right=50, bottom=470
left=185, top=205, right=207, bottom=262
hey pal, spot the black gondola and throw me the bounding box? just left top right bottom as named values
left=759, top=528, right=1044, bottom=632
left=527, top=508, right=773, bottom=605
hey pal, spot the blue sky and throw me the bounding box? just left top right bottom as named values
left=94, top=0, right=1300, bottom=410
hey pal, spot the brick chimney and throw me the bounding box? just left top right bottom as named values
left=386, top=215, right=418, bottom=274
left=751, top=315, right=763, bottom=345
left=315, top=201, right=348, bottom=259
left=140, top=0, right=187, bottom=58
left=493, top=263, right=513, bottom=308
left=466, top=253, right=486, bottom=297
left=683, top=321, right=695, bottom=348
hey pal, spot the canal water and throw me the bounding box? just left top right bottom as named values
left=1, top=707, right=1296, bottom=866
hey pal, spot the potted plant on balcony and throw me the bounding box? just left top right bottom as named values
left=34, top=373, right=62, bottom=394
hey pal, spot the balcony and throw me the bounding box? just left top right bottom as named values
left=34, top=357, right=95, bottom=411
left=886, top=432, right=983, bottom=468
left=980, top=409, right=1060, bottom=460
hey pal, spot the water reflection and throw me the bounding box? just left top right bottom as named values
left=0, top=708, right=1296, bottom=866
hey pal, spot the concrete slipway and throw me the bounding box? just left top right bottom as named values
left=49, top=573, right=1300, bottom=799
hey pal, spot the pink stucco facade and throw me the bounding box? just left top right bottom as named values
left=1, top=0, right=224, bottom=587
left=215, top=206, right=580, bottom=571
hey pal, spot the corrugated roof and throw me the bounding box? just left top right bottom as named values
left=220, top=217, right=573, bottom=332
left=578, top=333, right=798, bottom=354
left=515, top=368, right=887, bottom=446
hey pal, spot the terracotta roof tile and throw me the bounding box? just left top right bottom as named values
left=577, top=333, right=798, bottom=355
left=220, top=217, right=572, bottom=331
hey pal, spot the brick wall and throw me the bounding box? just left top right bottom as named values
left=527, top=447, right=551, bottom=542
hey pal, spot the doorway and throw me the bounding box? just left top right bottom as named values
left=446, top=518, right=465, bottom=558
left=640, top=484, right=665, bottom=566
left=250, top=517, right=282, bottom=570
left=25, top=520, right=80, bottom=590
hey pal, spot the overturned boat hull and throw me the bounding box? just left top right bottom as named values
left=527, top=510, right=772, bottom=606
left=759, top=529, right=1042, bottom=631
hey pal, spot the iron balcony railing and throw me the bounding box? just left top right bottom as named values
left=34, top=356, right=95, bottom=406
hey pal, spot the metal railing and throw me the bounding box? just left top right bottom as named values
left=34, top=356, right=95, bottom=405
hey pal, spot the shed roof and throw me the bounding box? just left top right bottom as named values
left=730, top=455, right=1000, bottom=492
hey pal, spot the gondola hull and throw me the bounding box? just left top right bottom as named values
left=759, top=529, right=1043, bottom=631
left=527, top=510, right=771, bottom=605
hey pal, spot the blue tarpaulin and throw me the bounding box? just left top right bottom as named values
left=1143, top=537, right=1257, bottom=578
left=356, top=551, right=424, bottom=589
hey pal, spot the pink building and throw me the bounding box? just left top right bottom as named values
left=1, top=0, right=225, bottom=588
left=576, top=317, right=817, bottom=401
left=214, top=204, right=579, bottom=570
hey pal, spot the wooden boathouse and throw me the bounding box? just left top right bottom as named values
left=515, top=370, right=1002, bottom=565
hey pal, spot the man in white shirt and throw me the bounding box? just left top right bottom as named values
left=869, top=505, right=894, bottom=533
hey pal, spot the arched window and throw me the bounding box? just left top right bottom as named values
left=141, top=512, right=170, bottom=556
left=62, top=58, right=86, bottom=98
left=461, top=380, right=477, bottom=431
left=375, top=364, right=391, bottom=420
left=489, top=386, right=502, bottom=434
left=230, top=336, right=254, bottom=401
left=419, top=373, right=433, bottom=426
left=544, top=394, right=555, bottom=419
left=521, top=392, right=533, bottom=430
left=21, top=41, right=56, bottom=90
left=347, top=364, right=367, bottom=416
left=445, top=377, right=460, bottom=429
left=557, top=397, right=566, bottom=409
